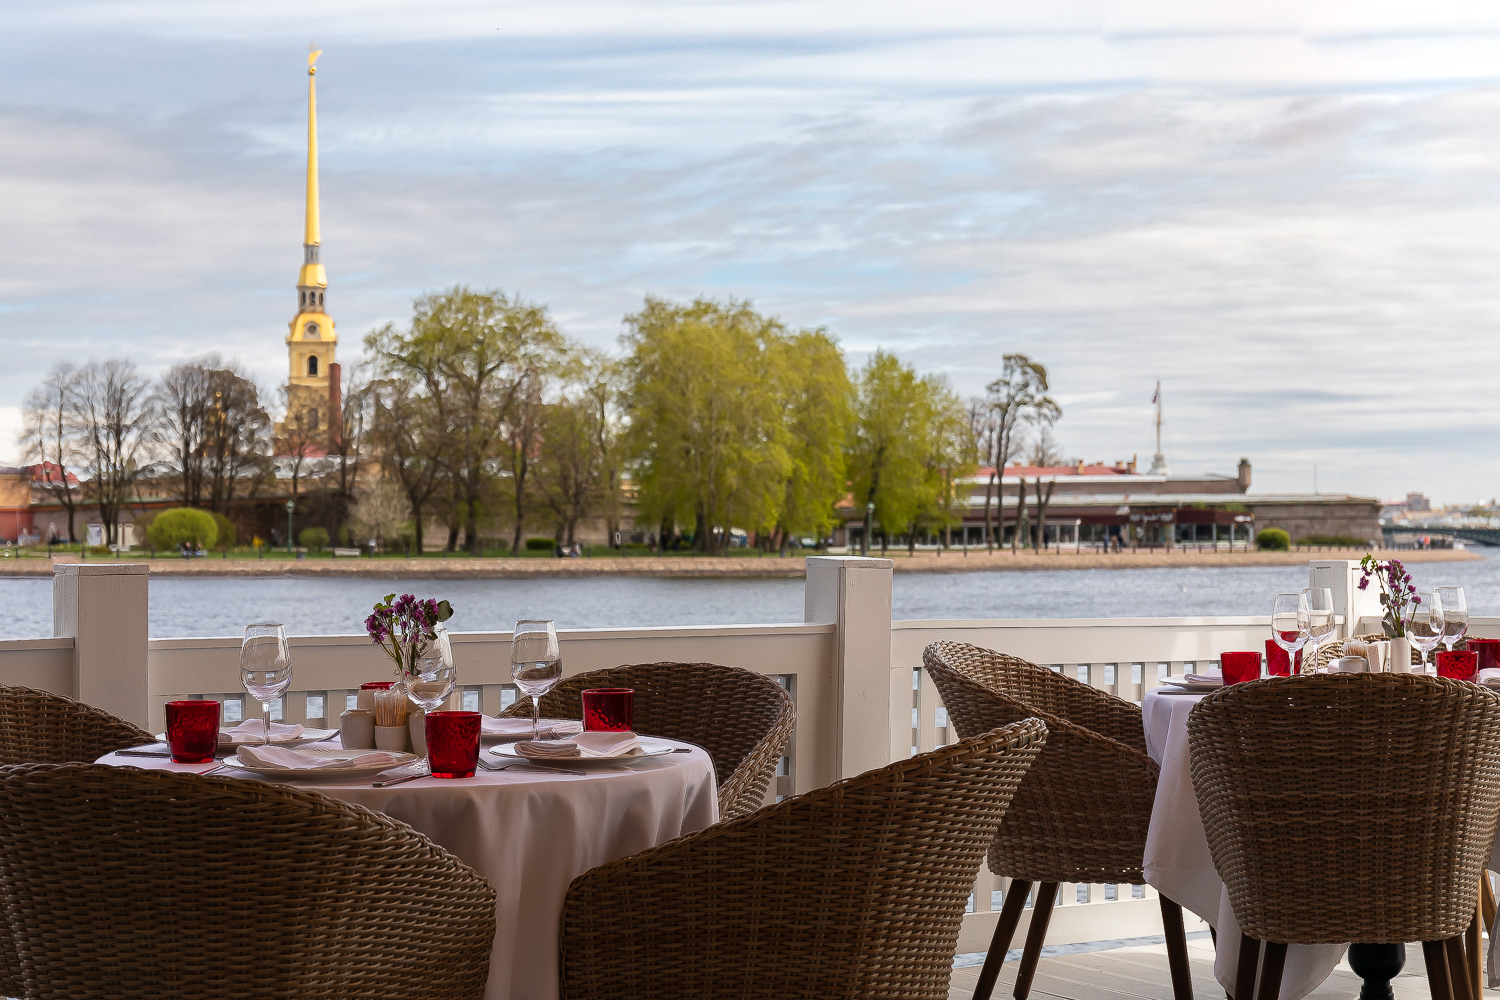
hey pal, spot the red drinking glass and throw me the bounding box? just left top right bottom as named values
left=1437, top=650, right=1478, bottom=682
left=1468, top=639, right=1500, bottom=674
left=165, top=700, right=220, bottom=764
left=582, top=688, right=634, bottom=732
left=1221, top=651, right=1262, bottom=685
left=425, top=711, right=481, bottom=778
left=1264, top=639, right=1303, bottom=677
left=360, top=681, right=394, bottom=690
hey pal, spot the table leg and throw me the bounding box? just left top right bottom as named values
left=1349, top=943, right=1405, bottom=1000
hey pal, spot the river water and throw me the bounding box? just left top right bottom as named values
left=3, top=550, right=1498, bottom=639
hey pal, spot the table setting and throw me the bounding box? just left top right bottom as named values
left=1142, top=565, right=1494, bottom=1000
left=94, top=594, right=720, bottom=1000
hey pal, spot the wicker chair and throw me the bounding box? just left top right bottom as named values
left=0, top=684, right=153, bottom=764
left=557, top=717, right=1048, bottom=1000
left=502, top=662, right=794, bottom=820
left=1189, top=674, right=1500, bottom=1000
left=0, top=764, right=496, bottom=999
left=923, top=640, right=1193, bottom=1000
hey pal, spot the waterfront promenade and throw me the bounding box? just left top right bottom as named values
left=6, top=547, right=1478, bottom=579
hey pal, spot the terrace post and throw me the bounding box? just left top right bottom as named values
left=53, top=564, right=150, bottom=729
left=1309, top=559, right=1384, bottom=639
left=805, top=555, right=895, bottom=779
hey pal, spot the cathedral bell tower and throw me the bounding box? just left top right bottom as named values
left=277, top=47, right=338, bottom=449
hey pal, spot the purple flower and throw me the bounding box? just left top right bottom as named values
left=1358, top=578, right=1369, bottom=590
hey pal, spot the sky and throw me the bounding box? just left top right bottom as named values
left=3, top=1, right=1500, bottom=503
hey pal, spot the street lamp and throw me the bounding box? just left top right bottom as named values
left=285, top=500, right=295, bottom=554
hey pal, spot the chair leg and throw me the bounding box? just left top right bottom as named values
left=972, top=879, right=1031, bottom=1000
left=1424, top=940, right=1454, bottom=1000
left=1160, top=895, right=1194, bottom=1000
left=1467, top=899, right=1482, bottom=1000
left=1235, top=934, right=1261, bottom=1000
left=1255, top=942, right=1287, bottom=1000
left=1484, top=874, right=1497, bottom=935
left=1013, top=882, right=1057, bottom=1000
left=1446, top=936, right=1473, bottom=1000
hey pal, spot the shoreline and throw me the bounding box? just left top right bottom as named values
left=0, top=547, right=1480, bottom=580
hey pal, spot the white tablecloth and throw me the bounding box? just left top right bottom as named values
left=1142, top=689, right=1346, bottom=1000
left=98, top=737, right=719, bottom=1000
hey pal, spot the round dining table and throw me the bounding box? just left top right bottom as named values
left=96, top=734, right=720, bottom=1000
left=1143, top=685, right=1500, bottom=1000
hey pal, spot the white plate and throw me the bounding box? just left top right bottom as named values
left=1153, top=687, right=1211, bottom=696
left=156, top=727, right=339, bottom=747
left=1158, top=680, right=1222, bottom=690
left=488, top=742, right=675, bottom=768
left=227, top=747, right=421, bottom=781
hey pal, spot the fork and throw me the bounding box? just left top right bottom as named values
left=493, top=760, right=588, bottom=776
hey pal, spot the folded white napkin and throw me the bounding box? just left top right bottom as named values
left=236, top=745, right=403, bottom=770
left=1182, top=672, right=1224, bottom=686
left=1479, top=668, right=1500, bottom=686
left=221, top=720, right=304, bottom=745
left=517, top=731, right=643, bottom=759
left=481, top=717, right=583, bottom=739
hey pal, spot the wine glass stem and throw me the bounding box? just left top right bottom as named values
left=263, top=702, right=272, bottom=747
left=532, top=695, right=541, bottom=741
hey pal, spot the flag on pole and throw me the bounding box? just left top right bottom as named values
left=1151, top=388, right=1158, bottom=404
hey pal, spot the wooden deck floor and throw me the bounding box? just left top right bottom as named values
left=948, top=935, right=1483, bottom=1000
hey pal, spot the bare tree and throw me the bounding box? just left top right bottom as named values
left=330, top=363, right=369, bottom=544
left=966, top=399, right=997, bottom=549
left=153, top=356, right=270, bottom=511
left=73, top=359, right=154, bottom=546
left=1026, top=426, right=1065, bottom=468
left=366, top=373, right=445, bottom=554
left=277, top=384, right=324, bottom=520
left=985, top=355, right=1060, bottom=554
left=20, top=363, right=81, bottom=543
left=347, top=481, right=413, bottom=550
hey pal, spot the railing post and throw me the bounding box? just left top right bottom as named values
left=53, top=563, right=150, bottom=729
left=1309, top=559, right=1383, bottom=638
left=805, top=555, right=894, bottom=779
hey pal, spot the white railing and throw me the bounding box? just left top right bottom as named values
left=12, top=556, right=1473, bottom=953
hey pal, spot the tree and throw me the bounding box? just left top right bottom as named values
left=329, top=362, right=370, bottom=545
left=153, top=356, right=270, bottom=511
left=364, top=374, right=445, bottom=554
left=147, top=508, right=217, bottom=551
left=277, top=384, right=324, bottom=517
left=347, top=481, right=413, bottom=551
left=72, top=359, right=154, bottom=547
left=983, top=355, right=1059, bottom=554
left=1027, top=426, right=1065, bottom=468
left=771, top=331, right=853, bottom=555
left=846, top=351, right=935, bottom=556
left=370, top=287, right=566, bottom=555
left=620, top=297, right=791, bottom=556
left=536, top=351, right=617, bottom=546
left=20, top=363, right=81, bottom=543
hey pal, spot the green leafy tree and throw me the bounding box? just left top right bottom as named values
left=536, top=351, right=618, bottom=546
left=368, top=287, right=566, bottom=555
left=620, top=297, right=791, bottom=555
left=146, top=508, right=217, bottom=552
left=770, top=331, right=853, bottom=554
left=846, top=351, right=946, bottom=556
left=298, top=527, right=329, bottom=551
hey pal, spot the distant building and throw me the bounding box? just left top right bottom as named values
left=273, top=48, right=341, bottom=456
left=835, top=457, right=1382, bottom=549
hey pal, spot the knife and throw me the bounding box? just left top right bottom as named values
left=372, top=768, right=429, bottom=788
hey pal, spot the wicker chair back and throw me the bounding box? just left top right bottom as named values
left=502, top=662, right=794, bottom=820
left=558, top=718, right=1048, bottom=1000
left=1189, top=674, right=1500, bottom=944
left=0, top=684, right=153, bottom=765
left=0, top=764, right=497, bottom=999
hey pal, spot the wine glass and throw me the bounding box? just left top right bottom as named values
left=1436, top=586, right=1468, bottom=652
left=1301, top=587, right=1336, bottom=672
left=1408, top=592, right=1444, bottom=672
left=241, top=623, right=292, bottom=746
left=1271, top=593, right=1310, bottom=671
left=400, top=624, right=457, bottom=713
left=510, top=620, right=562, bottom=742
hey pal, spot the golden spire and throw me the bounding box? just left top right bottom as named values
left=297, top=45, right=327, bottom=290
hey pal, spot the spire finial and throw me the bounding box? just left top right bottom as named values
left=304, top=45, right=321, bottom=249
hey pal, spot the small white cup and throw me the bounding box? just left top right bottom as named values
left=374, top=725, right=410, bottom=753
left=340, top=709, right=375, bottom=750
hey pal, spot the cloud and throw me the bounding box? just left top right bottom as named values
left=2, top=3, right=1500, bottom=504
